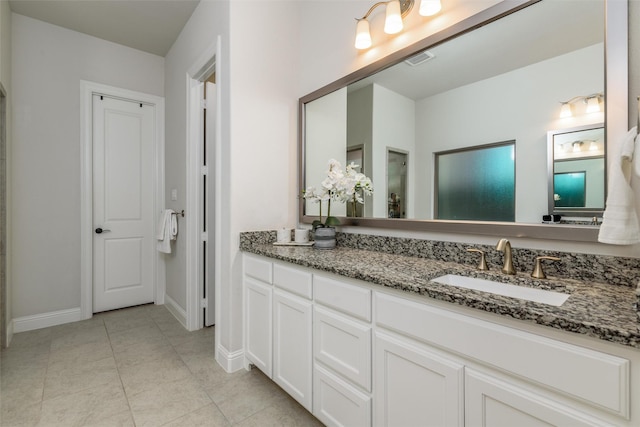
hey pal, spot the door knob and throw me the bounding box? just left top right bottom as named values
left=95, top=227, right=111, bottom=234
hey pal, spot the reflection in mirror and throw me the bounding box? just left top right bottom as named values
left=303, top=0, right=605, bottom=225
left=547, top=124, right=605, bottom=217
left=387, top=150, right=408, bottom=218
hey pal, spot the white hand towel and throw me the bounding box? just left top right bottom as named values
left=598, top=126, right=640, bottom=245
left=157, top=209, right=176, bottom=253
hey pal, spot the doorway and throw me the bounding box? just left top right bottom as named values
left=80, top=81, right=165, bottom=320
left=1, top=83, right=7, bottom=347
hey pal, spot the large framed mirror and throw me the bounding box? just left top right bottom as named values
left=299, top=0, right=628, bottom=242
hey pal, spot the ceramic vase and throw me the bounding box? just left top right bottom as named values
left=314, top=227, right=336, bottom=249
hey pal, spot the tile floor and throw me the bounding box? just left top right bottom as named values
left=0, top=304, right=324, bottom=426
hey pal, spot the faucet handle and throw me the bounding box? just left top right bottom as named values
left=531, top=256, right=561, bottom=279
left=467, top=248, right=489, bottom=271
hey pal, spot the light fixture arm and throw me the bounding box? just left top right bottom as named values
left=359, top=0, right=414, bottom=20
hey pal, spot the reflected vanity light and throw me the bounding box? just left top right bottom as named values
left=558, top=93, right=603, bottom=118
left=355, top=0, right=443, bottom=50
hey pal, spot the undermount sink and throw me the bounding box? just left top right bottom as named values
left=432, top=274, right=570, bottom=307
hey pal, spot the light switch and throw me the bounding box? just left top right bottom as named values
left=171, top=189, right=178, bottom=201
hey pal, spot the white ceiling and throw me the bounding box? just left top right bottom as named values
left=8, top=0, right=200, bottom=56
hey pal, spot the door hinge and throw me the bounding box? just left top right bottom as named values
left=201, top=165, right=209, bottom=175
left=200, top=298, right=207, bottom=308
left=201, top=99, right=207, bottom=109
left=201, top=231, right=208, bottom=242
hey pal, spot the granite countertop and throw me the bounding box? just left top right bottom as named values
left=242, top=243, right=640, bottom=349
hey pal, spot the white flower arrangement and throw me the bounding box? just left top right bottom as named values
left=303, top=159, right=373, bottom=228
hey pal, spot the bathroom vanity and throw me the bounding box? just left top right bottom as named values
left=241, top=232, right=639, bottom=427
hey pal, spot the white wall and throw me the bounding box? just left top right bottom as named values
left=372, top=84, right=415, bottom=218
left=10, top=14, right=164, bottom=318
left=415, top=44, right=603, bottom=223
left=297, top=0, right=640, bottom=258
left=163, top=0, right=230, bottom=314
left=305, top=87, right=347, bottom=218
left=164, top=0, right=299, bottom=364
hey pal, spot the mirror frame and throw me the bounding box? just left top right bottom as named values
left=298, top=0, right=628, bottom=242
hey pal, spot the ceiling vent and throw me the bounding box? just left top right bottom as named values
left=404, top=50, right=435, bottom=67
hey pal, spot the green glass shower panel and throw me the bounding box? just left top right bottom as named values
left=437, top=143, right=515, bottom=221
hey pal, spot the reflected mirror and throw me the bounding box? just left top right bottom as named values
left=548, top=124, right=605, bottom=216
left=300, top=0, right=625, bottom=241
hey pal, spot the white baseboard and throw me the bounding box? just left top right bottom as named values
left=12, top=307, right=83, bottom=333
left=6, top=319, right=14, bottom=347
left=164, top=294, right=187, bottom=329
left=216, top=344, right=245, bottom=373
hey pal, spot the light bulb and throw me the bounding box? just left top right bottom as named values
left=589, top=141, right=598, bottom=151
left=384, top=0, right=403, bottom=34
left=355, top=19, right=372, bottom=49
left=419, top=0, right=442, bottom=16
left=559, top=102, right=572, bottom=118
left=586, top=96, right=600, bottom=113
left=572, top=142, right=582, bottom=153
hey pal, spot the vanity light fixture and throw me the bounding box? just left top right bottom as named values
left=558, top=93, right=603, bottom=118
left=355, top=0, right=443, bottom=50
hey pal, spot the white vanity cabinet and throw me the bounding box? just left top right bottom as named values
left=242, top=253, right=638, bottom=427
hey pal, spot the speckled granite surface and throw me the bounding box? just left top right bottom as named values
left=240, top=230, right=640, bottom=349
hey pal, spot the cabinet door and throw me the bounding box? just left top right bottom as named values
left=273, top=289, right=313, bottom=411
left=244, top=277, right=272, bottom=377
left=465, top=368, right=614, bottom=427
left=314, top=306, right=371, bottom=391
left=314, top=364, right=372, bottom=427
left=374, top=331, right=464, bottom=427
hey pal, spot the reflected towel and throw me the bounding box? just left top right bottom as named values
left=157, top=209, right=178, bottom=253
left=598, top=126, right=640, bottom=245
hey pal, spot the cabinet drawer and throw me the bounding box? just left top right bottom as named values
left=244, top=255, right=272, bottom=283
left=314, top=307, right=372, bottom=391
left=314, top=275, right=372, bottom=322
left=375, top=292, right=630, bottom=418
left=273, top=263, right=312, bottom=299
left=313, top=364, right=371, bottom=427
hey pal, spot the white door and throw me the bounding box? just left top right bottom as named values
left=93, top=95, right=155, bottom=313
left=204, top=81, right=216, bottom=326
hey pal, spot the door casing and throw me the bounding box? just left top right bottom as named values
left=80, top=80, right=165, bottom=319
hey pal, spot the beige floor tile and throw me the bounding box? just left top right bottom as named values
left=107, top=323, right=166, bottom=352
left=103, top=314, right=157, bottom=335
left=49, top=324, right=109, bottom=352
left=235, top=393, right=323, bottom=427
left=161, top=403, right=231, bottom=427
left=47, top=339, right=114, bottom=370
left=43, top=356, right=120, bottom=401
left=118, top=354, right=192, bottom=396
left=0, top=364, right=47, bottom=406
left=128, top=377, right=212, bottom=427
left=0, top=400, right=42, bottom=427
left=38, top=382, right=130, bottom=427
left=208, top=368, right=286, bottom=424
left=49, top=316, right=105, bottom=338
left=5, top=328, right=52, bottom=350
left=113, top=336, right=176, bottom=369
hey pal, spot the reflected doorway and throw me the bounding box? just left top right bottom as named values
left=387, top=149, right=407, bottom=219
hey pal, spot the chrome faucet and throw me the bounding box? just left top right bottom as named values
left=496, top=238, right=516, bottom=275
